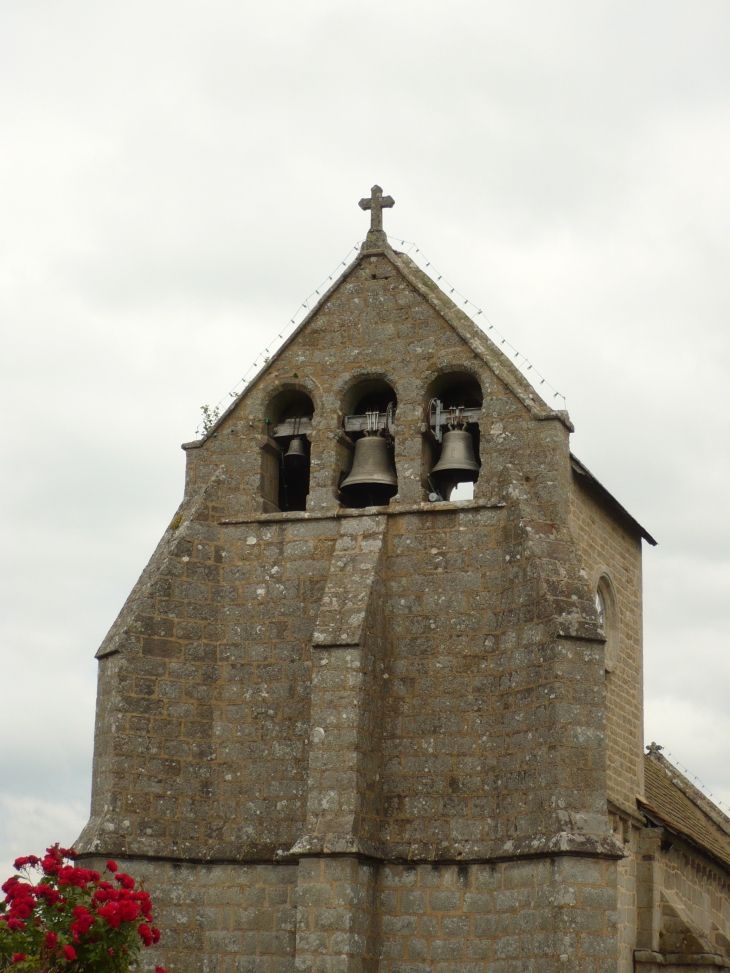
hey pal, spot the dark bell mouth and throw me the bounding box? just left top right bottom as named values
left=338, top=482, right=398, bottom=509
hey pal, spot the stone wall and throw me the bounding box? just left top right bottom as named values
left=607, top=808, right=641, bottom=973
left=377, top=858, right=617, bottom=972
left=636, top=831, right=730, bottom=960
left=79, top=493, right=615, bottom=861
left=81, top=503, right=327, bottom=861
left=569, top=476, right=644, bottom=811
left=81, top=857, right=298, bottom=973
left=81, top=855, right=618, bottom=973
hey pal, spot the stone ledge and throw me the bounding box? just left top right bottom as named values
left=635, top=951, right=730, bottom=968
left=548, top=615, right=605, bottom=643
left=219, top=497, right=505, bottom=525
left=285, top=833, right=385, bottom=859
left=76, top=830, right=625, bottom=867
left=281, top=831, right=625, bottom=864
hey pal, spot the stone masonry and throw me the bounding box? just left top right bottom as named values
left=74, top=191, right=690, bottom=972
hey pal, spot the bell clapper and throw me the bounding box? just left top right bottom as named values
left=427, top=475, right=444, bottom=503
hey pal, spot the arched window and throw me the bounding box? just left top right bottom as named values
left=425, top=372, right=482, bottom=501
left=339, top=379, right=398, bottom=509
left=596, top=573, right=619, bottom=672
left=262, top=389, right=314, bottom=512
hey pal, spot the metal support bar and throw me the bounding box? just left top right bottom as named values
left=429, top=404, right=481, bottom=435
left=343, top=413, right=389, bottom=433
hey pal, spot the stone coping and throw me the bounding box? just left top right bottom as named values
left=219, top=497, right=505, bottom=526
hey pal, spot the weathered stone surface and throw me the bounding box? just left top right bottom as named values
left=74, top=229, right=717, bottom=973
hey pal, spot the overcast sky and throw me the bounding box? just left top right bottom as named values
left=1, top=0, right=728, bottom=878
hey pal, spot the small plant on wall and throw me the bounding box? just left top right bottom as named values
left=200, top=404, right=220, bottom=434
left=0, top=845, right=166, bottom=973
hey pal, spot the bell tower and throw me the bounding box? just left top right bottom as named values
left=76, top=187, right=652, bottom=973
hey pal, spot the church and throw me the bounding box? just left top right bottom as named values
left=77, top=188, right=730, bottom=973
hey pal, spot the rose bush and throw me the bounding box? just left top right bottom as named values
left=0, top=845, right=167, bottom=973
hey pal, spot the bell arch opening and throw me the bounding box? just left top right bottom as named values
left=339, top=379, right=398, bottom=509
left=262, top=389, right=314, bottom=512
left=425, top=372, right=483, bottom=501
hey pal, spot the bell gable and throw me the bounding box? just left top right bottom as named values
left=182, top=238, right=572, bottom=521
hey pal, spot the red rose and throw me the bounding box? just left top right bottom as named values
left=97, top=902, right=122, bottom=928
left=7, top=918, right=25, bottom=932
left=45, top=931, right=59, bottom=948
left=106, top=860, right=118, bottom=873
left=12, top=953, right=26, bottom=963
left=114, top=873, right=135, bottom=890
left=42, top=846, right=63, bottom=875
left=36, top=885, right=61, bottom=905
left=70, top=913, right=96, bottom=941
left=119, top=900, right=140, bottom=922
left=138, top=922, right=154, bottom=946
left=63, top=945, right=76, bottom=961
left=152, top=927, right=161, bottom=943
left=155, top=967, right=167, bottom=973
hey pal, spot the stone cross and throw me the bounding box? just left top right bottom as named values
left=359, top=185, right=394, bottom=250
left=359, top=185, right=395, bottom=231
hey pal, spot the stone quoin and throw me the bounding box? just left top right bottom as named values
left=76, top=188, right=730, bottom=973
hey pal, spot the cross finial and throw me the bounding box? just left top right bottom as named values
left=359, top=185, right=394, bottom=250
left=646, top=742, right=663, bottom=754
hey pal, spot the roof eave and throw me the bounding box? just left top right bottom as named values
left=638, top=799, right=730, bottom=874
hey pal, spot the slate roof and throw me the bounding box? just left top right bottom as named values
left=640, top=752, right=730, bottom=871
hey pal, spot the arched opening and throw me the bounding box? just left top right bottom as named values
left=342, top=378, right=398, bottom=418
left=263, top=389, right=314, bottom=512
left=426, top=372, right=483, bottom=501
left=596, top=574, right=620, bottom=672
left=339, top=379, right=398, bottom=509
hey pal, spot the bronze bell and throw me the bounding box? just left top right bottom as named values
left=284, top=437, right=307, bottom=470
left=340, top=435, right=398, bottom=504
left=432, top=428, right=480, bottom=483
